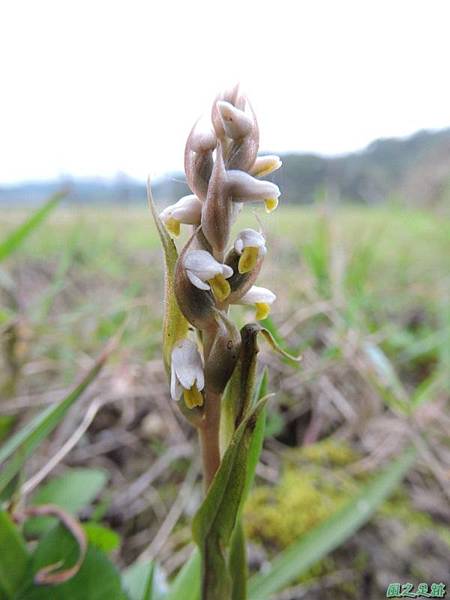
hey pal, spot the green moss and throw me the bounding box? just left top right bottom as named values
left=245, top=439, right=450, bottom=587
left=245, top=440, right=360, bottom=550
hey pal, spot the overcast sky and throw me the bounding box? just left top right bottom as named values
left=1, top=0, right=450, bottom=184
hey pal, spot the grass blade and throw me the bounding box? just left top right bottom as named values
left=0, top=342, right=113, bottom=496
left=248, top=445, right=416, bottom=600
left=165, top=550, right=200, bottom=600
left=0, top=191, right=65, bottom=262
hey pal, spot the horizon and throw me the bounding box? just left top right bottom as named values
left=1, top=124, right=448, bottom=188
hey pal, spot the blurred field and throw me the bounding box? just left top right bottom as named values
left=1, top=204, right=449, bottom=598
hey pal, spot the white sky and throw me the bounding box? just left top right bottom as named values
left=1, top=0, right=450, bottom=184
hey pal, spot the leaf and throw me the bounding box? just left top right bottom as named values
left=0, top=344, right=112, bottom=497
left=229, top=371, right=267, bottom=600
left=14, top=523, right=125, bottom=600
left=26, top=468, right=108, bottom=536
left=228, top=523, right=247, bottom=600
left=122, top=560, right=154, bottom=600
left=147, top=178, right=189, bottom=373
left=248, top=446, right=417, bottom=600
left=241, top=371, right=268, bottom=505
left=83, top=523, right=120, bottom=554
left=165, top=550, right=200, bottom=600
left=0, top=511, right=29, bottom=599
left=0, top=191, right=65, bottom=262
left=22, top=506, right=87, bottom=585
left=192, top=399, right=267, bottom=600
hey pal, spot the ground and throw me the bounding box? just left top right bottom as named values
left=1, top=203, right=449, bottom=599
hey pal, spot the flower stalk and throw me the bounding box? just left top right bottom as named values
left=149, top=86, right=289, bottom=600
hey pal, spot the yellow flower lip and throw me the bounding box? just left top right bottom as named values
left=238, top=246, right=259, bottom=274
left=165, top=216, right=181, bottom=237
left=183, top=383, right=204, bottom=408
left=255, top=302, right=271, bottom=320
left=264, top=197, right=279, bottom=213
left=208, top=273, right=231, bottom=301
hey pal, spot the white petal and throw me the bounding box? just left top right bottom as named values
left=170, top=366, right=181, bottom=401
left=234, top=238, right=244, bottom=254
left=221, top=264, right=234, bottom=279
left=186, top=270, right=211, bottom=291
left=196, top=368, right=205, bottom=392
left=238, top=285, right=276, bottom=305
left=235, top=228, right=266, bottom=252
left=184, top=250, right=222, bottom=281
left=227, top=170, right=280, bottom=202
left=171, top=339, right=204, bottom=390
left=171, top=195, right=202, bottom=224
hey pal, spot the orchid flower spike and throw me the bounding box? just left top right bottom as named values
left=228, top=170, right=281, bottom=213
left=160, top=195, right=202, bottom=236
left=251, top=155, right=282, bottom=178
left=170, top=338, right=205, bottom=408
left=237, top=285, right=276, bottom=320
left=184, top=250, right=233, bottom=301
left=234, top=229, right=267, bottom=274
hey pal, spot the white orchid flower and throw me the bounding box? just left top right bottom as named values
left=250, top=155, right=282, bottom=178
left=234, top=229, right=267, bottom=274
left=227, top=170, right=281, bottom=213
left=160, top=194, right=202, bottom=237
left=184, top=250, right=233, bottom=301
left=170, top=338, right=205, bottom=408
left=237, top=285, right=276, bottom=320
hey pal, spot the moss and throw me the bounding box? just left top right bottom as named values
left=244, top=438, right=450, bottom=588
left=245, top=440, right=360, bottom=551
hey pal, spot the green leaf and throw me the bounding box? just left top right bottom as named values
left=165, top=550, right=200, bottom=600
left=83, top=523, right=120, bottom=554
left=229, top=371, right=267, bottom=600
left=241, top=371, right=268, bottom=506
left=122, top=560, right=154, bottom=600
left=147, top=178, right=189, bottom=373
left=248, top=446, right=417, bottom=600
left=0, top=192, right=65, bottom=262
left=192, top=399, right=267, bottom=600
left=0, top=511, right=29, bottom=599
left=0, top=345, right=112, bottom=497
left=26, top=469, right=108, bottom=536
left=14, top=524, right=125, bottom=600
left=229, top=523, right=247, bottom=600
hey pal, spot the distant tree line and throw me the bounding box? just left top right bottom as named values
left=2, top=128, right=450, bottom=209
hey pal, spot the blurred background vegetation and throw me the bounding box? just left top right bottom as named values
left=1, top=143, right=449, bottom=597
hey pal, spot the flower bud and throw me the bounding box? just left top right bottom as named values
left=201, top=147, right=235, bottom=257
left=225, top=101, right=259, bottom=171
left=204, top=313, right=241, bottom=394
left=211, top=84, right=243, bottom=139
left=216, top=101, right=253, bottom=140
left=184, top=122, right=217, bottom=201
left=160, top=194, right=202, bottom=237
